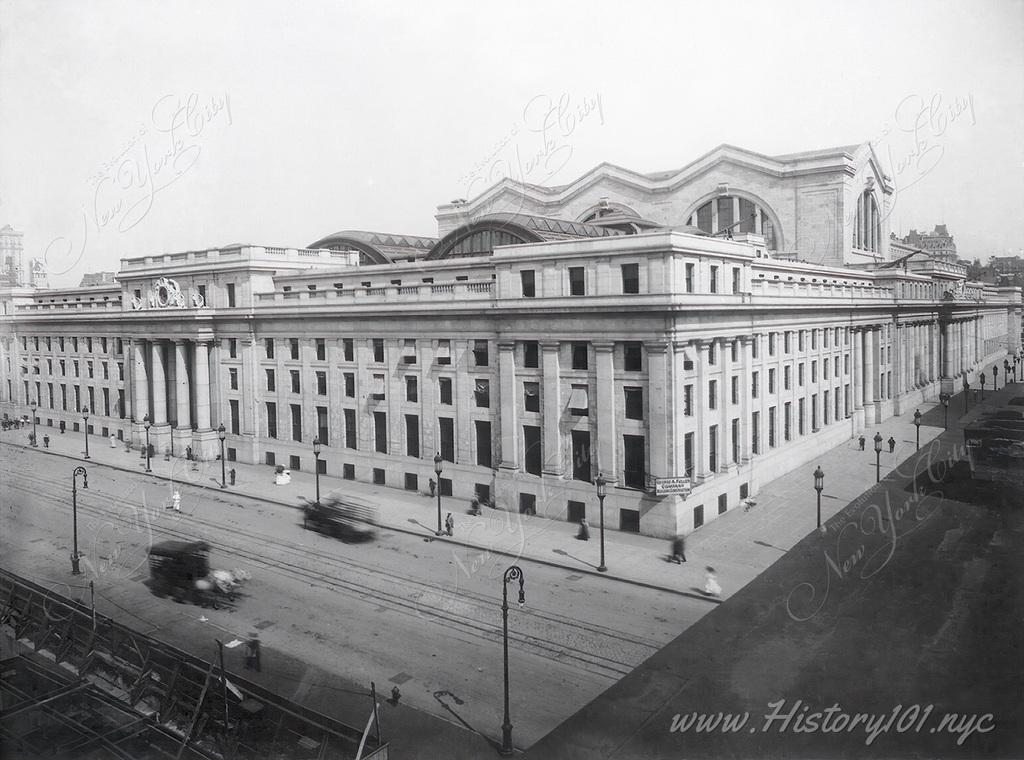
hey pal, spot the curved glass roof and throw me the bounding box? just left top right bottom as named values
left=307, top=230, right=438, bottom=264
left=426, top=213, right=624, bottom=260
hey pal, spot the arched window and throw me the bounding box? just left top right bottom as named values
left=853, top=190, right=881, bottom=252
left=689, top=195, right=777, bottom=249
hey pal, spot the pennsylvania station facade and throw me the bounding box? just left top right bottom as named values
left=2, top=143, right=1021, bottom=537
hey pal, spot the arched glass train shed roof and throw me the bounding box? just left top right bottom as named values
left=306, top=231, right=438, bottom=265
left=424, top=213, right=628, bottom=260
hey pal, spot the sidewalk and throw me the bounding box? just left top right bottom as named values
left=5, top=381, right=1018, bottom=602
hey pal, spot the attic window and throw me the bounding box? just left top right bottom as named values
left=333, top=283, right=344, bottom=290
left=283, top=286, right=292, bottom=292
left=361, top=281, right=371, bottom=287
left=308, top=284, right=317, bottom=291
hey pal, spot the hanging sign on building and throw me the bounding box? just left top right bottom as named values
left=654, top=476, right=692, bottom=496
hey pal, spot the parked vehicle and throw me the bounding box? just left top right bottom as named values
left=302, top=494, right=379, bottom=542
left=147, top=540, right=249, bottom=608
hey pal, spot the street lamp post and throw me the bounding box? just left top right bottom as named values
left=873, top=432, right=883, bottom=483
left=962, top=379, right=970, bottom=414
left=940, top=394, right=950, bottom=430
left=813, top=465, right=824, bottom=530
left=218, top=424, right=227, bottom=488
left=312, top=437, right=322, bottom=506
left=913, top=409, right=922, bottom=451
left=1004, top=359, right=1010, bottom=386
left=82, top=406, right=90, bottom=459
left=500, top=565, right=525, bottom=757
left=143, top=415, right=152, bottom=473
left=595, top=474, right=607, bottom=573
left=992, top=365, right=998, bottom=391
left=30, top=399, right=38, bottom=446
left=980, top=372, right=986, bottom=400
left=71, top=466, right=88, bottom=575
left=434, top=453, right=444, bottom=536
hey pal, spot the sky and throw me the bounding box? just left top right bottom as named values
left=1, top=0, right=1022, bottom=287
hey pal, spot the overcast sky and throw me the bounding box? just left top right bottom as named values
left=1, top=0, right=1022, bottom=287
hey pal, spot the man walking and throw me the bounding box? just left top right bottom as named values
left=444, top=512, right=454, bottom=536
left=858, top=435, right=865, bottom=451
left=670, top=534, right=687, bottom=563
left=888, top=436, right=896, bottom=453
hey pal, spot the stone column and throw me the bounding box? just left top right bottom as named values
left=150, top=340, right=167, bottom=425
left=671, top=341, right=690, bottom=477
left=852, top=328, right=863, bottom=410
left=645, top=341, right=669, bottom=480
left=497, top=341, right=518, bottom=470
left=739, top=335, right=753, bottom=461
left=174, top=340, right=190, bottom=429
left=133, top=339, right=149, bottom=421
left=719, top=338, right=733, bottom=468
left=594, top=342, right=617, bottom=480
left=692, top=339, right=710, bottom=479
left=941, top=322, right=952, bottom=378
left=862, top=327, right=877, bottom=422
left=194, top=340, right=212, bottom=430
left=541, top=341, right=562, bottom=475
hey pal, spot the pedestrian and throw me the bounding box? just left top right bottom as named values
left=244, top=631, right=261, bottom=672
left=670, top=534, right=687, bottom=563
left=186, top=446, right=192, bottom=461
left=229, top=468, right=236, bottom=486
left=169, top=490, right=181, bottom=512
left=703, top=566, right=721, bottom=597
left=109, top=434, right=117, bottom=448
left=576, top=518, right=590, bottom=541
left=858, top=435, right=865, bottom=451
left=888, top=436, right=896, bottom=453
left=445, top=512, right=454, bottom=536
left=428, top=478, right=436, bottom=497
left=470, top=497, right=481, bottom=515
left=43, top=435, right=50, bottom=448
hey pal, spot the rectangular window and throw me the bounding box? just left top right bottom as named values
left=823, top=358, right=829, bottom=378
left=473, top=340, right=489, bottom=367
left=59, top=337, right=65, bottom=351
left=86, top=337, right=92, bottom=352
left=812, top=394, right=819, bottom=430
left=290, top=338, right=300, bottom=360
left=344, top=372, right=355, bottom=397
left=521, top=269, right=536, bottom=298
left=709, top=425, right=718, bottom=471
left=785, top=332, right=792, bottom=353
left=230, top=399, right=240, bottom=434
left=569, top=383, right=589, bottom=416
left=475, top=421, right=492, bottom=467
left=769, top=406, right=777, bottom=447
left=265, top=339, right=274, bottom=359
left=709, top=265, right=719, bottom=294
left=474, top=379, right=490, bottom=408
left=824, top=329, right=830, bottom=348
left=784, top=366, right=791, bottom=390
left=621, top=263, right=640, bottom=294
left=373, top=338, right=385, bottom=363
left=229, top=368, right=238, bottom=390
left=291, top=404, right=302, bottom=442
left=438, top=377, right=453, bottom=405
left=571, top=342, right=588, bottom=370
left=371, top=373, right=386, bottom=400
left=811, top=361, right=817, bottom=383
left=228, top=338, right=237, bottom=358
left=731, top=267, right=740, bottom=294
left=623, top=342, right=643, bottom=371
left=439, top=416, right=455, bottom=461
left=811, top=330, right=818, bottom=350
left=684, top=384, right=693, bottom=416
left=317, top=406, right=329, bottom=445
left=730, top=340, right=738, bottom=363
left=523, top=341, right=539, bottom=368
left=524, top=382, right=540, bottom=412
left=290, top=370, right=300, bottom=394
left=226, top=283, right=236, bottom=307
left=752, top=411, right=760, bottom=454
left=624, top=387, right=644, bottom=420
left=768, top=332, right=776, bottom=356
left=316, top=371, right=327, bottom=395
left=401, top=339, right=416, bottom=364
left=436, top=339, right=451, bottom=365
left=685, top=263, right=695, bottom=293
left=731, top=418, right=739, bottom=464
left=569, top=266, right=585, bottom=296
left=823, top=390, right=830, bottom=425
left=571, top=429, right=592, bottom=482
left=523, top=425, right=542, bottom=476
left=684, top=432, right=694, bottom=478
left=316, top=338, right=326, bottom=361
left=798, top=398, right=805, bottom=435
left=405, top=375, right=418, bottom=402
left=798, top=363, right=805, bottom=386
left=197, top=285, right=207, bottom=304
left=752, top=336, right=759, bottom=359
left=798, top=331, right=805, bottom=352
left=266, top=369, right=276, bottom=392
left=266, top=402, right=277, bottom=439
left=731, top=375, right=739, bottom=404
left=708, top=343, right=716, bottom=366
left=374, top=411, right=387, bottom=453
left=752, top=371, right=759, bottom=398
left=406, top=414, right=420, bottom=457
left=769, top=368, right=776, bottom=393
left=102, top=387, right=110, bottom=416
left=784, top=402, right=792, bottom=441
left=708, top=379, right=717, bottom=409
left=343, top=338, right=354, bottom=362
left=344, top=408, right=357, bottom=449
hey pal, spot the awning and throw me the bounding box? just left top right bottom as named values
left=568, top=386, right=589, bottom=410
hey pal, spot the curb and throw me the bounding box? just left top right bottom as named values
left=4, top=440, right=722, bottom=604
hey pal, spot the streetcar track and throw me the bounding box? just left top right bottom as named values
left=2, top=464, right=666, bottom=679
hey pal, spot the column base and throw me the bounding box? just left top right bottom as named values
left=172, top=427, right=194, bottom=457
left=862, top=403, right=877, bottom=425
left=191, top=429, right=222, bottom=461
left=147, top=424, right=173, bottom=457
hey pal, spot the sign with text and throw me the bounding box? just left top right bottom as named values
left=654, top=477, right=692, bottom=496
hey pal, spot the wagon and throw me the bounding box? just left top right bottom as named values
left=147, top=540, right=249, bottom=608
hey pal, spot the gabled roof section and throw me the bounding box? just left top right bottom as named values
left=306, top=230, right=438, bottom=265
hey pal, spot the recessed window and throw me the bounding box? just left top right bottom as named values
left=624, top=387, right=643, bottom=420
left=523, top=341, right=539, bottom=369
left=524, top=382, right=540, bottom=412
left=473, top=340, right=489, bottom=367
left=343, top=338, right=354, bottom=362
left=265, top=339, right=275, bottom=359
left=568, top=266, right=585, bottom=296
left=406, top=375, right=418, bottom=402
left=621, top=263, right=640, bottom=294
left=290, top=370, right=300, bottom=394
left=474, top=379, right=490, bottom=408
left=373, top=339, right=385, bottom=363
left=316, top=338, right=326, bottom=361
left=569, top=383, right=589, bottom=416
left=226, top=283, right=236, bottom=307
left=709, top=266, right=719, bottom=294
left=709, top=379, right=717, bottom=409
left=623, top=342, right=642, bottom=371
left=266, top=369, right=276, bottom=392
left=229, top=368, right=238, bottom=390
left=316, top=370, right=327, bottom=395
left=685, top=263, right=695, bottom=293
left=571, top=342, right=588, bottom=370
left=438, top=377, right=453, bottom=405
left=521, top=270, right=536, bottom=298
left=290, top=338, right=300, bottom=360
left=344, top=372, right=355, bottom=397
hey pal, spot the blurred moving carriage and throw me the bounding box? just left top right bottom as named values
left=147, top=540, right=250, bottom=608
left=301, top=493, right=379, bottom=542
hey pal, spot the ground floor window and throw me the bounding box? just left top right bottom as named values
left=623, top=434, right=646, bottom=489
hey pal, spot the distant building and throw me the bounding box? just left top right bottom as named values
left=991, top=256, right=1024, bottom=275
left=896, top=225, right=958, bottom=264
left=0, top=225, right=26, bottom=286
left=79, top=272, right=118, bottom=288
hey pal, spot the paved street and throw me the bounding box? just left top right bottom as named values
left=1, top=380, right=1018, bottom=757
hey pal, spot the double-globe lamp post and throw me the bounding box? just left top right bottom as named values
left=434, top=452, right=444, bottom=536
left=143, top=415, right=152, bottom=473
left=813, top=465, right=824, bottom=530
left=595, top=474, right=607, bottom=572
left=312, top=437, right=322, bottom=506
left=218, top=424, right=227, bottom=488
left=71, top=466, right=88, bottom=575
left=873, top=432, right=883, bottom=483
left=30, top=399, right=38, bottom=446
left=500, top=565, right=525, bottom=757
left=913, top=409, right=922, bottom=451
left=992, top=365, right=998, bottom=392
left=82, top=406, right=90, bottom=459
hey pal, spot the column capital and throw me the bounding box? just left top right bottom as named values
left=689, top=338, right=706, bottom=350
left=496, top=340, right=516, bottom=351
left=592, top=341, right=616, bottom=353
left=540, top=340, right=561, bottom=351
left=642, top=341, right=669, bottom=354
left=672, top=340, right=689, bottom=354
left=737, top=334, right=754, bottom=346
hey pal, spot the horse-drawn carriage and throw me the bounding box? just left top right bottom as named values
left=147, top=540, right=250, bottom=608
